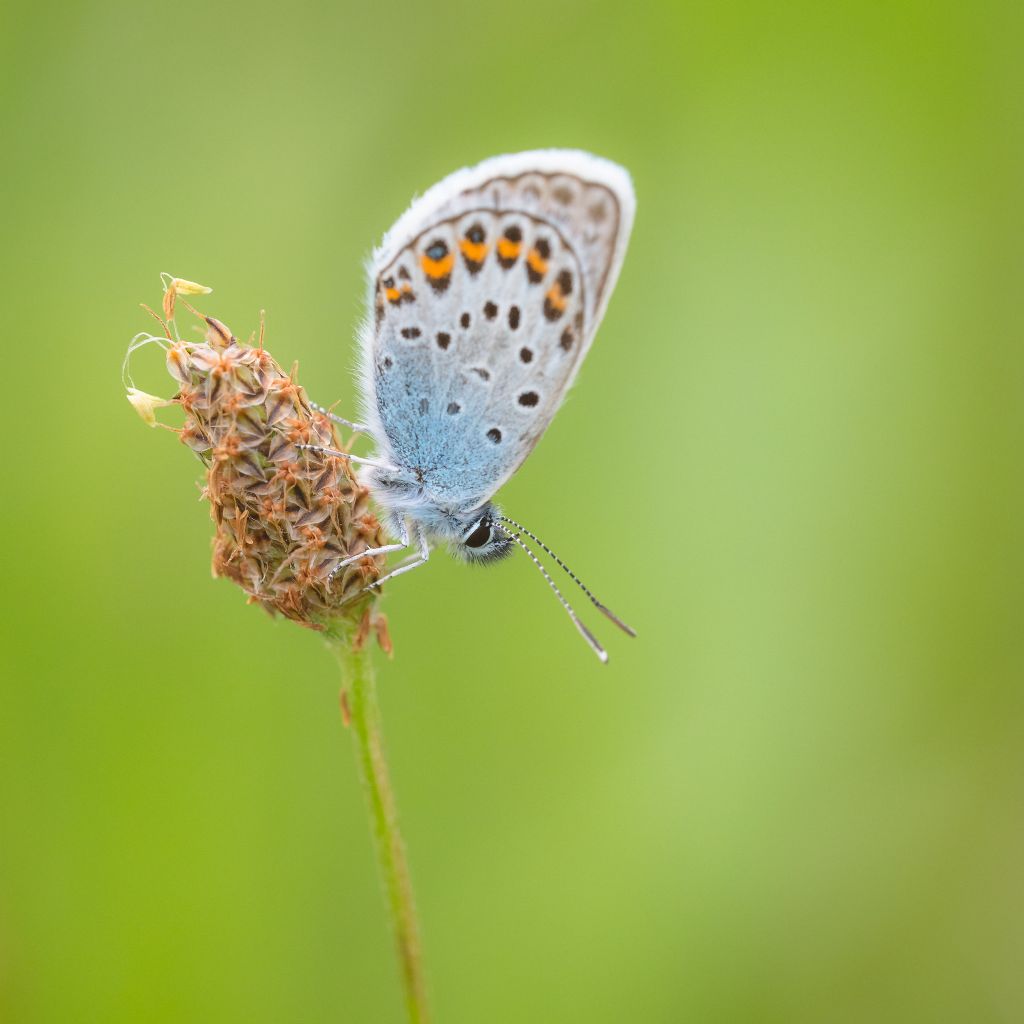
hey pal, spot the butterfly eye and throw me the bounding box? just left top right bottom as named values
left=464, top=521, right=492, bottom=548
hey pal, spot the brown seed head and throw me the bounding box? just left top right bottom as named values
left=127, top=289, right=387, bottom=634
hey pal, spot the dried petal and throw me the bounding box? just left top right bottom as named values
left=265, top=389, right=294, bottom=426
left=166, top=344, right=193, bottom=385
left=266, top=433, right=298, bottom=463
left=126, top=387, right=171, bottom=426
left=205, top=318, right=234, bottom=346
left=374, top=614, right=393, bottom=657
left=189, top=347, right=219, bottom=372
left=170, top=277, right=213, bottom=296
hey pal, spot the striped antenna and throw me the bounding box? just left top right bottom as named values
left=496, top=524, right=609, bottom=663
left=499, top=515, right=636, bottom=637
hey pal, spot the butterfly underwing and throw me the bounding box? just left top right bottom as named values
left=315, top=150, right=637, bottom=658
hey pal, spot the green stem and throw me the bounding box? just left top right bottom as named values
left=327, top=628, right=430, bottom=1024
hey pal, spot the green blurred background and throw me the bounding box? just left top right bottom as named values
left=2, top=1, right=1022, bottom=1021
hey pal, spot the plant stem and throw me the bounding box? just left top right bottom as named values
left=327, top=630, right=430, bottom=1024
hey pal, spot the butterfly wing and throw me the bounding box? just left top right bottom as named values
left=358, top=150, right=635, bottom=508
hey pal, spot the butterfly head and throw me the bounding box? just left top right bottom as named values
left=452, top=503, right=514, bottom=564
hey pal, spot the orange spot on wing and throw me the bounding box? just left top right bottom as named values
left=385, top=283, right=415, bottom=304
left=459, top=239, right=488, bottom=263
left=527, top=249, right=549, bottom=276
left=420, top=252, right=454, bottom=279
left=497, top=238, right=521, bottom=261
left=545, top=285, right=568, bottom=312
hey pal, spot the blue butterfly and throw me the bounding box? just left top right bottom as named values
left=306, top=150, right=636, bottom=660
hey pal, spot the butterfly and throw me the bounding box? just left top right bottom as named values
left=305, top=150, right=636, bottom=660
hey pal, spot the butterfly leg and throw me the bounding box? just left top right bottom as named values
left=294, top=443, right=395, bottom=470
left=308, top=402, right=373, bottom=436
left=329, top=519, right=411, bottom=584
left=364, top=527, right=430, bottom=591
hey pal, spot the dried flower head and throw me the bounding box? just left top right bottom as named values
left=125, top=282, right=387, bottom=633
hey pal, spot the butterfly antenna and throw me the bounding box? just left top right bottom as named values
left=498, top=516, right=637, bottom=637
left=496, top=525, right=609, bottom=663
